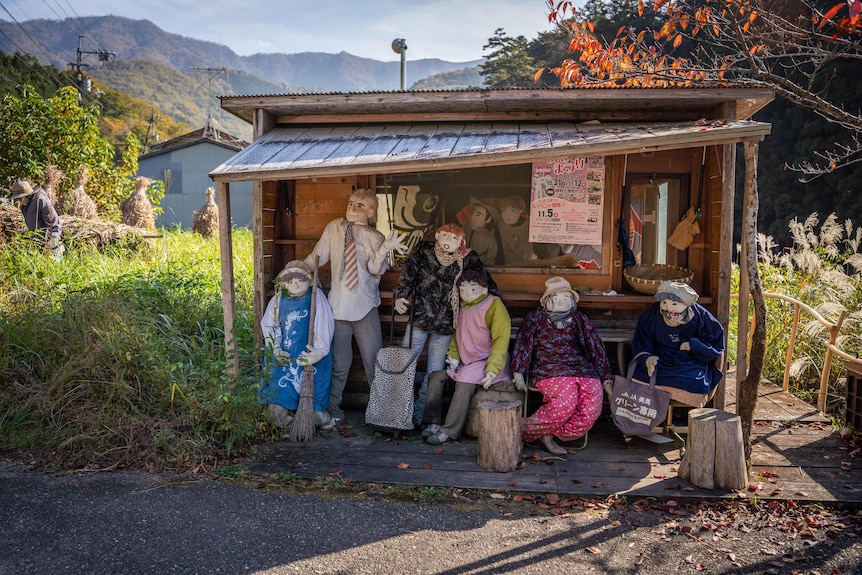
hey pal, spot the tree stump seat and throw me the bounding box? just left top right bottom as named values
left=475, top=399, right=523, bottom=472
left=678, top=408, right=747, bottom=490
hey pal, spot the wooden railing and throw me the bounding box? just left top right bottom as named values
left=732, top=291, right=861, bottom=413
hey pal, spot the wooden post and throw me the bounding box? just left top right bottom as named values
left=476, top=400, right=522, bottom=472
left=217, top=181, right=239, bottom=378
left=679, top=408, right=747, bottom=490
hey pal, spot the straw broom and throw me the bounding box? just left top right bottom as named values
left=289, top=256, right=319, bottom=442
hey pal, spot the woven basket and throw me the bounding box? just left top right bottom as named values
left=624, top=264, right=694, bottom=295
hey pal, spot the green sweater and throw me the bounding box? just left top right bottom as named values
left=447, top=293, right=511, bottom=377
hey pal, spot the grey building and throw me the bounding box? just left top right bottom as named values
left=137, top=123, right=252, bottom=229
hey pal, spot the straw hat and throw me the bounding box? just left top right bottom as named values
left=275, top=260, right=312, bottom=284
left=9, top=180, right=35, bottom=200
left=540, top=276, right=579, bottom=306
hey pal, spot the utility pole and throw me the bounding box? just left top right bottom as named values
left=68, top=35, right=116, bottom=94
left=144, top=111, right=159, bottom=154
left=192, top=67, right=228, bottom=129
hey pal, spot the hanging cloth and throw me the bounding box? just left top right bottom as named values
left=617, top=154, right=638, bottom=269
left=668, top=147, right=706, bottom=251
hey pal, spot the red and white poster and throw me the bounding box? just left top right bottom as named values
left=529, top=157, right=605, bottom=245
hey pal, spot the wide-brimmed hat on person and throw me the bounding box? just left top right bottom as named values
left=9, top=180, right=35, bottom=200
left=540, top=276, right=580, bottom=306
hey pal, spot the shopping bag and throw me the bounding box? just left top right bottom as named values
left=365, top=291, right=418, bottom=431
left=667, top=207, right=701, bottom=250
left=610, top=352, right=670, bottom=435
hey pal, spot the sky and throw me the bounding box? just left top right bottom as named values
left=11, top=0, right=563, bottom=63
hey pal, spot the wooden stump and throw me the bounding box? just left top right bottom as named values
left=476, top=399, right=522, bottom=472
left=679, top=408, right=747, bottom=490
left=464, top=379, right=522, bottom=437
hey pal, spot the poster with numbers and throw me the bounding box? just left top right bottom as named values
left=529, top=157, right=605, bottom=244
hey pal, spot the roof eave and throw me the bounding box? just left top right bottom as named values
left=210, top=124, right=769, bottom=184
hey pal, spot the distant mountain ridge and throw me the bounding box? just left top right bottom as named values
left=0, top=15, right=483, bottom=92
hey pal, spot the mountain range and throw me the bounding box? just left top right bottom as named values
left=0, top=15, right=484, bottom=139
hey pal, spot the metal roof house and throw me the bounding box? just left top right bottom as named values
left=137, top=121, right=252, bottom=229
left=208, top=87, right=773, bottom=405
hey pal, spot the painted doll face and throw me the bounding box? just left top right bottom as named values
left=468, top=205, right=490, bottom=230
left=435, top=230, right=463, bottom=254
left=545, top=291, right=575, bottom=313
left=345, top=194, right=375, bottom=224
left=500, top=205, right=522, bottom=226
left=280, top=276, right=310, bottom=297
left=659, top=298, right=690, bottom=326
left=459, top=280, right=487, bottom=303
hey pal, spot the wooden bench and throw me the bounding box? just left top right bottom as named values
left=343, top=290, right=652, bottom=409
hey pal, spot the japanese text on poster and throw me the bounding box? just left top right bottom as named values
left=529, top=157, right=605, bottom=244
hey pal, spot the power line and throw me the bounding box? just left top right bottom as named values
left=0, top=0, right=76, bottom=91
left=68, top=34, right=115, bottom=94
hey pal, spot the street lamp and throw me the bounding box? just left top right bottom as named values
left=391, top=38, right=407, bottom=91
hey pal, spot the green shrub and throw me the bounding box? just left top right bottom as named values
left=729, top=213, right=862, bottom=420
left=0, top=228, right=268, bottom=470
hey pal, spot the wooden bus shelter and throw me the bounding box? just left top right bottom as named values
left=209, top=88, right=772, bottom=408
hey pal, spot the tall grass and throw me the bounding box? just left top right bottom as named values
left=0, top=228, right=267, bottom=471
left=729, top=213, right=862, bottom=418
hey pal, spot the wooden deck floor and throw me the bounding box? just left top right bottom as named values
left=244, top=369, right=862, bottom=504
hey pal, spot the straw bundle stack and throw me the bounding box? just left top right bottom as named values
left=192, top=187, right=219, bottom=237
left=63, top=166, right=98, bottom=220
left=120, top=177, right=155, bottom=230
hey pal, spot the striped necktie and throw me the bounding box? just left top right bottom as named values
left=340, top=222, right=358, bottom=291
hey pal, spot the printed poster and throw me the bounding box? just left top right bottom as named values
left=529, top=157, right=605, bottom=244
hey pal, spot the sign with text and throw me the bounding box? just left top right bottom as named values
left=529, top=157, right=605, bottom=244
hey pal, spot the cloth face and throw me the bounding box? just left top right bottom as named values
left=280, top=276, right=310, bottom=297
left=544, top=291, right=576, bottom=313
left=345, top=195, right=375, bottom=224
left=435, top=230, right=464, bottom=254
left=659, top=298, right=693, bottom=326
left=459, top=280, right=487, bottom=304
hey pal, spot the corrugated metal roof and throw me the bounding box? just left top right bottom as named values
left=209, top=119, right=770, bottom=183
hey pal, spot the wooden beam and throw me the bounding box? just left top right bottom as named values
left=218, top=182, right=240, bottom=378
left=253, top=180, right=265, bottom=355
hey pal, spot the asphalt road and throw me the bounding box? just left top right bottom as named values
left=2, top=465, right=861, bottom=575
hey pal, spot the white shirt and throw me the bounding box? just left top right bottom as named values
left=305, top=218, right=388, bottom=321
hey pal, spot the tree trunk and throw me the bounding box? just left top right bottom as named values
left=738, top=142, right=767, bottom=462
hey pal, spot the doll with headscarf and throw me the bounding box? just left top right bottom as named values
left=511, top=277, right=613, bottom=455
left=631, top=281, right=725, bottom=406
left=419, top=269, right=512, bottom=446
left=394, top=223, right=497, bottom=427
left=259, top=260, right=335, bottom=430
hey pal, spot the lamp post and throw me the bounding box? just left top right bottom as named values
left=391, top=38, right=407, bottom=91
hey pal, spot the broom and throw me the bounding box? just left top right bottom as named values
left=289, top=256, right=319, bottom=443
